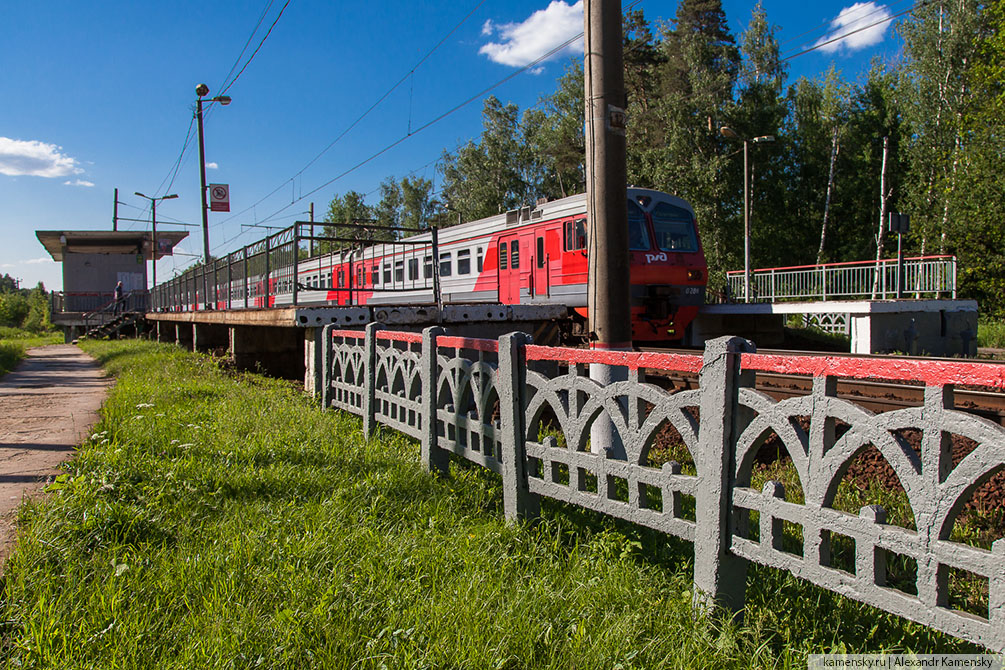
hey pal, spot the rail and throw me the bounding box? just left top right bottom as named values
left=726, top=255, right=957, bottom=302
left=150, top=221, right=441, bottom=312
left=320, top=325, right=1005, bottom=650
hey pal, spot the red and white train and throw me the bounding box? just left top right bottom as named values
left=273, top=187, right=706, bottom=343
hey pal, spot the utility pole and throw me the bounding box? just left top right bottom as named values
left=113, top=188, right=119, bottom=231
left=584, top=0, right=630, bottom=349
left=585, top=0, right=630, bottom=459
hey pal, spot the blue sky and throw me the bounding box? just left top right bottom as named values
left=0, top=0, right=907, bottom=291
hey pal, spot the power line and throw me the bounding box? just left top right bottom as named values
left=777, top=0, right=910, bottom=48
left=782, top=2, right=919, bottom=60
left=211, top=0, right=489, bottom=231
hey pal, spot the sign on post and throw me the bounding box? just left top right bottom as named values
left=209, top=184, right=230, bottom=212
left=889, top=212, right=910, bottom=234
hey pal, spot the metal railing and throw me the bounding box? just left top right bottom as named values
left=726, top=256, right=957, bottom=302
left=150, top=221, right=441, bottom=312
left=51, top=290, right=149, bottom=319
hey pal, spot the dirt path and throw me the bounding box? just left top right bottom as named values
left=0, top=344, right=111, bottom=565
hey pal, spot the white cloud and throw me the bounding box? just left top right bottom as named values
left=24, top=257, right=54, bottom=265
left=64, top=179, right=95, bottom=187
left=812, top=2, right=892, bottom=53
left=206, top=162, right=219, bottom=170
left=0, top=137, right=83, bottom=178
left=479, top=0, right=583, bottom=68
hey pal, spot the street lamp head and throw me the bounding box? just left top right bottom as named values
left=214, top=95, right=231, bottom=106
left=134, top=191, right=148, bottom=199
left=163, top=194, right=178, bottom=200
left=196, top=83, right=210, bottom=97
left=719, top=126, right=740, bottom=140
left=753, top=135, right=776, bottom=144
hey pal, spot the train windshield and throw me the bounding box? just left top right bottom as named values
left=652, top=201, right=699, bottom=252
left=627, top=200, right=651, bottom=250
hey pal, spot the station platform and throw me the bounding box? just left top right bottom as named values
left=687, top=299, right=978, bottom=356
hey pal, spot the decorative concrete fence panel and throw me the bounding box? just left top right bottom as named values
left=319, top=324, right=1005, bottom=650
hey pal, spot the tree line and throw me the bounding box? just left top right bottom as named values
left=321, top=0, right=1003, bottom=315
left=0, top=274, right=51, bottom=331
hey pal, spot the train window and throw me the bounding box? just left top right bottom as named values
left=564, top=218, right=587, bottom=251
left=408, top=258, right=418, bottom=281
left=383, top=264, right=391, bottom=284
left=357, top=266, right=364, bottom=286
left=536, top=237, right=544, bottom=267
left=627, top=200, right=651, bottom=251
left=477, top=247, right=484, bottom=272
left=510, top=241, right=520, bottom=269
left=394, top=260, right=404, bottom=283
left=652, top=202, right=699, bottom=252
left=457, top=249, right=471, bottom=275
left=499, top=242, right=508, bottom=270
left=423, top=255, right=433, bottom=279
left=439, top=252, right=452, bottom=277
left=337, top=270, right=344, bottom=288
left=371, top=264, right=379, bottom=285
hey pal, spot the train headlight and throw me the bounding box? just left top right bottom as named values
left=687, top=269, right=703, bottom=281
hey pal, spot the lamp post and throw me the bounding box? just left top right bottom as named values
left=720, top=126, right=774, bottom=303
left=134, top=192, right=178, bottom=290
left=195, top=83, right=231, bottom=265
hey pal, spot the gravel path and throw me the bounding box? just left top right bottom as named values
left=0, top=344, right=111, bottom=565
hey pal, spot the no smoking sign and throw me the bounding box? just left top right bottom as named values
left=209, top=183, right=230, bottom=212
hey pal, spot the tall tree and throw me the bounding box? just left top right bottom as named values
left=322, top=190, right=379, bottom=248
left=439, top=97, right=533, bottom=223
left=629, top=0, right=741, bottom=284
left=399, top=176, right=439, bottom=233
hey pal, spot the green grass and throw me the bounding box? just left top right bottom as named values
left=0, top=328, right=62, bottom=377
left=0, top=340, right=979, bottom=668
left=978, top=319, right=1005, bottom=349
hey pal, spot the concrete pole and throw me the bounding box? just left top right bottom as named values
left=585, top=0, right=631, bottom=348
left=113, top=188, right=119, bottom=232
left=585, top=0, right=630, bottom=459
left=743, top=139, right=751, bottom=303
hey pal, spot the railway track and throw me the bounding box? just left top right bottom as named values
left=642, top=347, right=1005, bottom=426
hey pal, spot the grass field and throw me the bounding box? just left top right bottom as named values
left=0, top=328, right=63, bottom=377
left=0, top=340, right=979, bottom=668
left=978, top=319, right=1005, bottom=349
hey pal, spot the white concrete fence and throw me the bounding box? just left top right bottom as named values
left=318, top=324, right=1005, bottom=650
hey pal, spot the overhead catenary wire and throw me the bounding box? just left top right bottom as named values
left=212, top=0, right=489, bottom=232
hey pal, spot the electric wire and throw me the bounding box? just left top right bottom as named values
left=212, top=0, right=489, bottom=231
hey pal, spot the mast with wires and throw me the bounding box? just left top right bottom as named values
left=585, top=0, right=631, bottom=464
left=584, top=0, right=630, bottom=349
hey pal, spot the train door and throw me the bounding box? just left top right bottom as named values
left=498, top=233, right=521, bottom=304
left=533, top=233, right=549, bottom=297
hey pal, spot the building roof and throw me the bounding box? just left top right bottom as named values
left=36, top=230, right=189, bottom=262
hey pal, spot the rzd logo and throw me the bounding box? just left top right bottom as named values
left=644, top=252, right=667, bottom=264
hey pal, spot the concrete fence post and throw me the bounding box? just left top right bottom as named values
left=420, top=326, right=448, bottom=476
left=319, top=324, right=334, bottom=409
left=498, top=331, right=540, bottom=522
left=363, top=322, right=381, bottom=439
left=694, top=335, right=755, bottom=615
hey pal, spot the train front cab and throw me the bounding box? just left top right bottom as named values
left=626, top=189, right=706, bottom=343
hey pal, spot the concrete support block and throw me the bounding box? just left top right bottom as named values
left=303, top=327, right=323, bottom=398
left=498, top=331, right=540, bottom=522
left=693, top=335, right=755, bottom=616
left=229, top=325, right=304, bottom=380
left=420, top=326, right=448, bottom=476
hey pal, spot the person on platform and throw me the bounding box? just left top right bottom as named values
left=113, top=281, right=124, bottom=315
